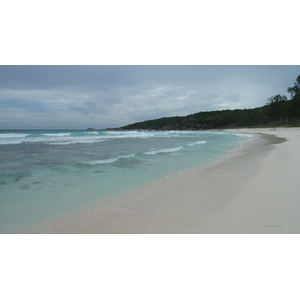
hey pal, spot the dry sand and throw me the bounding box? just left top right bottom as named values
left=28, top=127, right=300, bottom=234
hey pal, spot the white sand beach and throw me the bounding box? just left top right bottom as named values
left=28, top=127, right=300, bottom=234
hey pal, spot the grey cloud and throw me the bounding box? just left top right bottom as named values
left=1, top=65, right=299, bottom=129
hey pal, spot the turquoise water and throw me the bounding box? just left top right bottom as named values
left=0, top=130, right=253, bottom=233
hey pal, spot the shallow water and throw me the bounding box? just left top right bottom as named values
left=0, top=130, right=253, bottom=233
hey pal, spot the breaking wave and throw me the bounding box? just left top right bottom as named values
left=143, top=147, right=183, bottom=155
left=42, top=133, right=71, bottom=137
left=0, top=133, right=29, bottom=138
left=0, top=133, right=30, bottom=145
left=85, top=154, right=136, bottom=165
left=187, top=140, right=207, bottom=146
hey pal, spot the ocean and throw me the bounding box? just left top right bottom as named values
left=0, top=129, right=253, bottom=233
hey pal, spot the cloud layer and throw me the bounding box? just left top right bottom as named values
left=1, top=65, right=299, bottom=129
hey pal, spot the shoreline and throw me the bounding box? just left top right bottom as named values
left=23, top=128, right=300, bottom=233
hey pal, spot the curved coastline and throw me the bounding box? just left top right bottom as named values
left=20, top=128, right=300, bottom=234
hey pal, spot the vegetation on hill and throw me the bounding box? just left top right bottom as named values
left=120, top=75, right=300, bottom=130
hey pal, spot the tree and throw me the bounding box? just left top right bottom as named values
left=266, top=94, right=287, bottom=121
left=287, top=75, right=300, bottom=118
left=287, top=75, right=300, bottom=98
left=267, top=94, right=287, bottom=105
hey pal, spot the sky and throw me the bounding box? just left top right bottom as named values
left=0, top=65, right=299, bottom=129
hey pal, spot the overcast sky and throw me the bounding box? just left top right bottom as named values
left=0, top=65, right=299, bottom=129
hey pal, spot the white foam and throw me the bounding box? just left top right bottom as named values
left=106, top=131, right=130, bottom=135
left=234, top=133, right=254, bottom=137
left=0, top=133, right=30, bottom=145
left=103, top=131, right=155, bottom=139
left=86, top=153, right=136, bottom=165
left=0, top=139, right=24, bottom=145
left=166, top=130, right=191, bottom=134
left=0, top=135, right=105, bottom=145
left=0, top=133, right=29, bottom=138
left=42, top=133, right=71, bottom=137
left=19, top=135, right=105, bottom=145
left=187, top=140, right=207, bottom=146
left=88, top=157, right=120, bottom=165
left=47, top=139, right=104, bottom=145
left=143, top=147, right=183, bottom=155
left=119, top=154, right=136, bottom=159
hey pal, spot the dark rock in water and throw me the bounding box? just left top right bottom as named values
left=86, top=128, right=97, bottom=131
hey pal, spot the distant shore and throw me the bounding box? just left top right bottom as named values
left=25, top=127, right=300, bottom=233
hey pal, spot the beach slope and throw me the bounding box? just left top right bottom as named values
left=28, top=128, right=300, bottom=234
